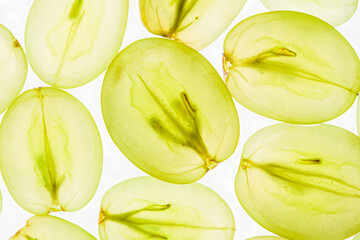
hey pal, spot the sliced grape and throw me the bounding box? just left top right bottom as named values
left=261, top=0, right=358, bottom=26
left=25, top=0, right=128, bottom=88
left=99, top=176, right=235, bottom=240
left=139, top=0, right=246, bottom=50
left=224, top=11, right=360, bottom=124
left=10, top=215, right=95, bottom=240
left=0, top=24, right=27, bottom=114
left=102, top=38, right=239, bottom=184
left=235, top=123, right=360, bottom=240
left=0, top=87, right=102, bottom=214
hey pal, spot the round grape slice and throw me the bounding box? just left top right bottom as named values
left=235, top=123, right=360, bottom=240
left=261, top=0, right=358, bottom=26
left=224, top=11, right=360, bottom=124
left=0, top=87, right=102, bottom=214
left=102, top=38, right=239, bottom=184
left=139, top=0, right=246, bottom=50
left=25, top=0, right=128, bottom=88
left=10, top=215, right=95, bottom=240
left=99, top=176, right=235, bottom=240
left=0, top=24, right=27, bottom=114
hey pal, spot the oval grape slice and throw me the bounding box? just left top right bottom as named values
left=10, top=215, right=95, bottom=240
left=224, top=11, right=360, bottom=124
left=0, top=87, right=102, bottom=214
left=139, top=0, right=246, bottom=50
left=102, top=38, right=239, bottom=184
left=25, top=0, right=128, bottom=88
left=99, top=176, right=235, bottom=240
left=261, top=0, right=358, bottom=26
left=0, top=24, right=27, bottom=114
left=235, top=123, right=360, bottom=240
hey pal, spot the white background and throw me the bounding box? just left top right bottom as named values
left=0, top=0, right=359, bottom=239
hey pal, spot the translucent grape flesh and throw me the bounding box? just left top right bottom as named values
left=25, top=0, right=128, bottom=88
left=236, top=123, right=360, bottom=239
left=224, top=11, right=360, bottom=124
left=99, top=176, right=235, bottom=240
left=0, top=87, right=102, bottom=214
left=102, top=38, right=239, bottom=184
left=0, top=24, right=27, bottom=114
left=139, top=0, right=246, bottom=50
left=10, top=215, right=96, bottom=240
left=261, top=0, right=358, bottom=26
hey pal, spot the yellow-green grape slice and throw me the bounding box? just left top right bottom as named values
left=25, top=0, right=128, bottom=88
left=0, top=87, right=102, bottom=214
left=102, top=38, right=239, bottom=184
left=247, top=237, right=287, bottom=240
left=0, top=25, right=27, bottom=114
left=10, top=215, right=96, bottom=240
left=139, top=0, right=246, bottom=50
left=261, top=0, right=358, bottom=26
left=99, top=176, right=235, bottom=240
left=235, top=123, right=360, bottom=240
left=224, top=11, right=360, bottom=124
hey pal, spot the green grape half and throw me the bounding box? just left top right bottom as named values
left=224, top=11, right=360, bottom=124
left=25, top=0, right=128, bottom=88
left=0, top=87, right=102, bottom=214
left=10, top=215, right=96, bottom=240
left=235, top=123, right=360, bottom=240
left=139, top=0, right=246, bottom=50
left=247, top=237, right=287, bottom=240
left=0, top=24, right=27, bottom=114
left=99, top=176, right=235, bottom=240
left=261, top=0, right=358, bottom=26
left=102, top=38, right=239, bottom=184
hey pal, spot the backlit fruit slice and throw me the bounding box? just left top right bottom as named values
left=99, top=176, right=235, bottom=240
left=25, top=0, right=128, bottom=88
left=235, top=123, right=360, bottom=240
left=224, top=11, right=360, bottom=124
left=0, top=87, right=102, bottom=214
left=139, top=0, right=246, bottom=50
left=102, top=38, right=239, bottom=184
left=0, top=24, right=27, bottom=114
left=261, top=0, right=358, bottom=26
left=10, top=215, right=96, bottom=240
